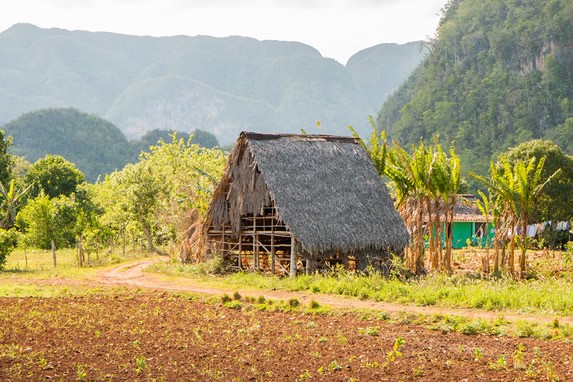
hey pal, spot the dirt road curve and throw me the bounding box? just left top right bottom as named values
left=93, top=258, right=573, bottom=326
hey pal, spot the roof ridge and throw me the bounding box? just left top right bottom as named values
left=241, top=131, right=359, bottom=143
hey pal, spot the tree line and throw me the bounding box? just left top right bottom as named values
left=0, top=131, right=225, bottom=270
left=0, top=123, right=572, bottom=279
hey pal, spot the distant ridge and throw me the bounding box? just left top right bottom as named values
left=0, top=23, right=426, bottom=143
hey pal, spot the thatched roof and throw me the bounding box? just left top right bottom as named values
left=205, top=132, right=409, bottom=256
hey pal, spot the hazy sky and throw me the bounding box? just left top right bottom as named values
left=2, top=0, right=447, bottom=64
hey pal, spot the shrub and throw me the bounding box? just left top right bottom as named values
left=0, top=228, right=18, bottom=270
left=198, top=254, right=231, bottom=275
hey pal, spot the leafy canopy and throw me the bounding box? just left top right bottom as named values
left=25, top=155, right=85, bottom=199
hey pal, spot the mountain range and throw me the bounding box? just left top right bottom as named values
left=0, top=23, right=427, bottom=144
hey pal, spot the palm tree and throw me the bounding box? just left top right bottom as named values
left=0, top=179, right=31, bottom=229
left=472, top=157, right=560, bottom=277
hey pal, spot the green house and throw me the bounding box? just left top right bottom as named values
left=447, top=195, right=495, bottom=249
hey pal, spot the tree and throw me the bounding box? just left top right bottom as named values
left=121, top=162, right=166, bottom=253
left=71, top=184, right=104, bottom=266
left=497, top=140, right=573, bottom=221
left=0, top=179, right=31, bottom=229
left=472, top=157, right=560, bottom=277
left=94, top=134, right=226, bottom=257
left=16, top=194, right=78, bottom=250
left=352, top=124, right=461, bottom=274
left=25, top=155, right=85, bottom=199
left=0, top=228, right=18, bottom=271
left=0, top=130, right=13, bottom=187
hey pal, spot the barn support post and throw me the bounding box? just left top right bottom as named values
left=255, top=233, right=260, bottom=270
left=289, top=236, right=296, bottom=278
left=238, top=236, right=242, bottom=269
left=271, top=234, right=276, bottom=274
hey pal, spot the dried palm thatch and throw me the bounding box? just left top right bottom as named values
left=203, top=132, right=409, bottom=272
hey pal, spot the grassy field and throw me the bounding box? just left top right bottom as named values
left=0, top=247, right=152, bottom=297
left=2, top=247, right=151, bottom=276
left=148, top=250, right=573, bottom=317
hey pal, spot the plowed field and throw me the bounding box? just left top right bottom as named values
left=1, top=291, right=572, bottom=381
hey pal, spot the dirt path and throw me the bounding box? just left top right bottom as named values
left=89, top=257, right=573, bottom=326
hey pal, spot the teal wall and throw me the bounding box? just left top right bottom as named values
left=450, top=222, right=495, bottom=249
left=425, top=222, right=495, bottom=249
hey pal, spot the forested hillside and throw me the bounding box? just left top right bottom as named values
left=378, top=0, right=573, bottom=180
left=0, top=24, right=424, bottom=143
left=3, top=108, right=134, bottom=182
left=2, top=108, right=219, bottom=182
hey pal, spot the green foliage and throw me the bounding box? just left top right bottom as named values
left=16, top=194, right=78, bottom=249
left=131, top=129, right=219, bottom=154
left=25, top=155, right=85, bottom=199
left=356, top=125, right=461, bottom=273
left=496, top=140, right=573, bottom=221
left=16, top=194, right=54, bottom=249
left=378, top=0, right=573, bottom=189
left=0, top=179, right=31, bottom=229
left=472, top=154, right=560, bottom=275
left=93, top=134, right=225, bottom=253
left=3, top=108, right=136, bottom=182
left=0, top=129, right=13, bottom=187
left=0, top=228, right=18, bottom=270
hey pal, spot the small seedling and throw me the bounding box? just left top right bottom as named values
left=412, top=365, right=424, bottom=377
left=358, top=327, right=379, bottom=336
left=76, top=364, right=87, bottom=381
left=473, top=347, right=483, bottom=361
left=387, top=336, right=404, bottom=362
left=297, top=370, right=312, bottom=381
left=496, top=354, right=506, bottom=368
left=513, top=343, right=526, bottom=370
left=328, top=360, right=342, bottom=371
left=135, top=355, right=147, bottom=374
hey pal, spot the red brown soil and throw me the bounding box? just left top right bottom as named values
left=2, top=258, right=573, bottom=380
left=1, top=291, right=573, bottom=381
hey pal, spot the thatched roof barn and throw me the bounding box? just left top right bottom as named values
left=203, top=132, right=409, bottom=276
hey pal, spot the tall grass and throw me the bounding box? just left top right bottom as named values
left=150, top=258, right=573, bottom=316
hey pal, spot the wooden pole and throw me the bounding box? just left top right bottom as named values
left=78, top=234, right=84, bottom=267
left=51, top=240, right=57, bottom=267
left=289, top=236, right=296, bottom=278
